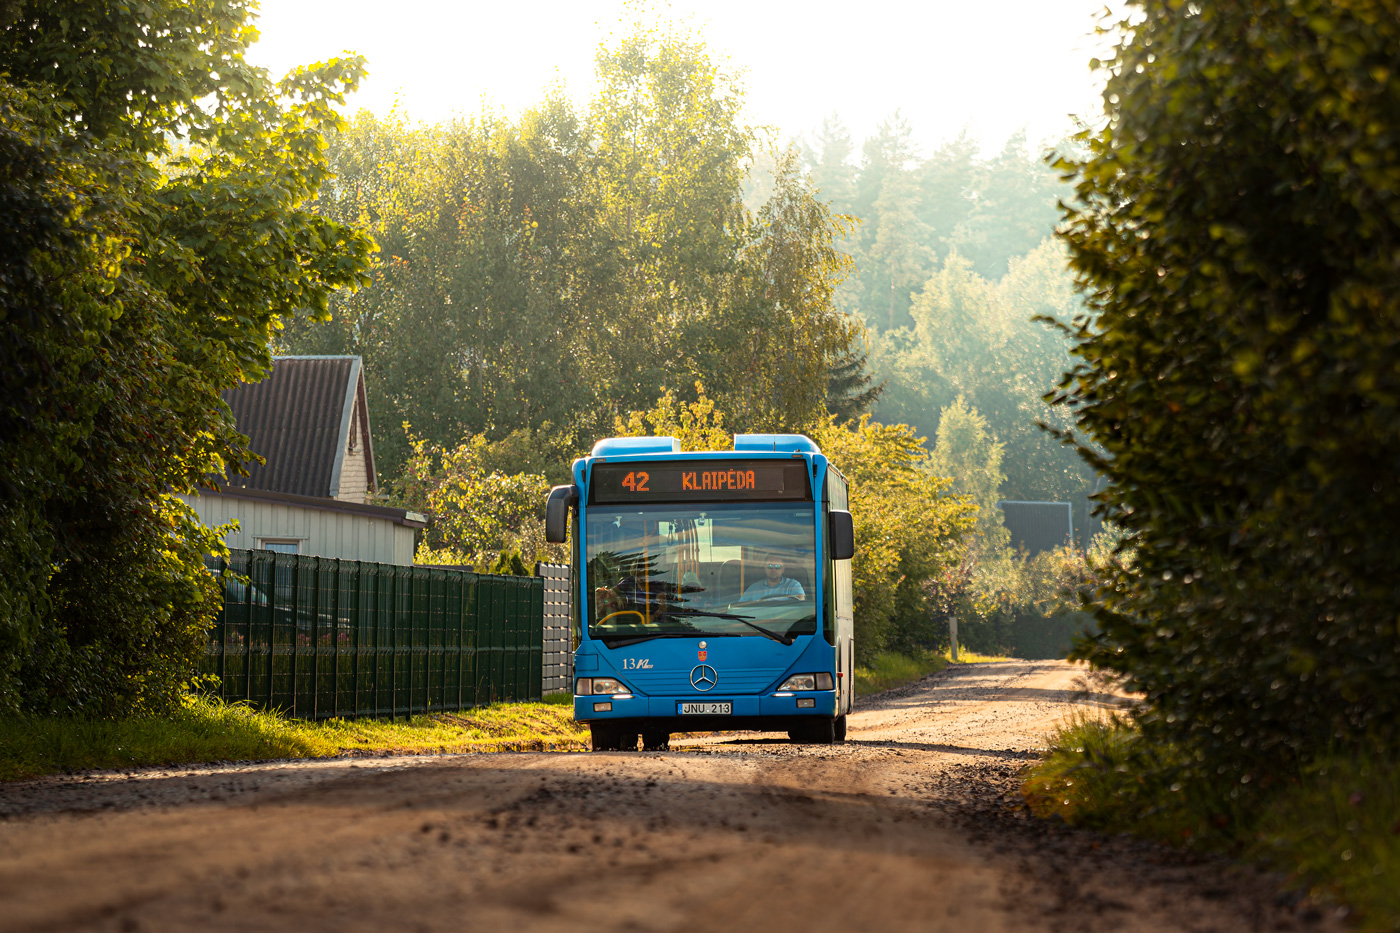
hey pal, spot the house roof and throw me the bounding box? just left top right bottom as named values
left=196, top=484, right=426, bottom=529
left=222, top=356, right=377, bottom=498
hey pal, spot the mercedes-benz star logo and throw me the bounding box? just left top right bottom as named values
left=689, top=665, right=718, bottom=692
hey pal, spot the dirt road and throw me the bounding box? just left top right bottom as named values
left=0, top=661, right=1342, bottom=932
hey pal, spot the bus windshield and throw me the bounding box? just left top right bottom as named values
left=586, top=502, right=817, bottom=646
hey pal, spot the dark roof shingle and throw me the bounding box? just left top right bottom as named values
left=222, top=356, right=366, bottom=498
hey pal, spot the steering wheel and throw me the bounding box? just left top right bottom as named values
left=597, top=610, right=647, bottom=626
left=752, top=595, right=802, bottom=602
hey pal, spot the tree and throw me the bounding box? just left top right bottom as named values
left=284, top=22, right=862, bottom=476
left=612, top=382, right=732, bottom=452
left=871, top=240, right=1094, bottom=507
left=813, top=416, right=975, bottom=658
left=0, top=2, right=372, bottom=713
left=930, top=396, right=1009, bottom=550
left=400, top=434, right=559, bottom=569
left=948, top=131, right=1066, bottom=279
left=1055, top=0, right=1400, bottom=781
left=825, top=340, right=884, bottom=422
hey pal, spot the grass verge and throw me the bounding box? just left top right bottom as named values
left=854, top=650, right=949, bottom=697
left=0, top=694, right=589, bottom=782
left=943, top=646, right=1014, bottom=663
left=1023, top=715, right=1400, bottom=929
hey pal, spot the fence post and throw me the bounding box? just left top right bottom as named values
left=330, top=558, right=341, bottom=720
left=390, top=565, right=398, bottom=719
left=456, top=572, right=465, bottom=710
left=351, top=561, right=360, bottom=718
left=949, top=615, right=959, bottom=662
left=215, top=552, right=227, bottom=695
left=264, top=552, right=275, bottom=709
left=310, top=556, right=320, bottom=720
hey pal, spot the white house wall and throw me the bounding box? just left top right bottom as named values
left=178, top=493, right=415, bottom=566
left=335, top=406, right=371, bottom=503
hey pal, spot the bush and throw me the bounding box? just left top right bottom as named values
left=812, top=416, right=975, bottom=662
left=398, top=432, right=564, bottom=570
left=951, top=546, right=1096, bottom=659
left=1054, top=0, right=1400, bottom=782
left=0, top=6, right=371, bottom=714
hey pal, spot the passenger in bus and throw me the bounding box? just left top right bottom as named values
left=740, top=551, right=805, bottom=601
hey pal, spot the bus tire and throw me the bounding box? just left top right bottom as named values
left=590, top=723, right=619, bottom=751
left=834, top=714, right=847, bottom=743
left=641, top=729, right=670, bottom=751
left=789, top=718, right=836, bottom=744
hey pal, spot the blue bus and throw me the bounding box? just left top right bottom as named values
left=545, top=433, right=856, bottom=751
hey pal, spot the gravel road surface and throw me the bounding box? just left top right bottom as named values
left=0, top=660, right=1343, bottom=932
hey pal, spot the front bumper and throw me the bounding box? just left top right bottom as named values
left=574, top=690, right=838, bottom=723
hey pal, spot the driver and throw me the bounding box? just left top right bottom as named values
left=740, top=551, right=805, bottom=601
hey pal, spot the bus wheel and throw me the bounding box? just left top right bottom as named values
left=833, top=714, right=847, bottom=743
left=590, top=723, right=619, bottom=751
left=641, top=730, right=670, bottom=751
left=789, top=718, right=836, bottom=744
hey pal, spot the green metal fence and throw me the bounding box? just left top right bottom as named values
left=204, top=549, right=544, bottom=719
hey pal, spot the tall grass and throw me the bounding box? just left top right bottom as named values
left=942, top=646, right=1012, bottom=664
left=1023, top=716, right=1400, bottom=930
left=853, top=650, right=948, bottom=697
left=0, top=695, right=589, bottom=782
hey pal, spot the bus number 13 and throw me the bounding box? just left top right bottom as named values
left=621, top=471, right=650, bottom=492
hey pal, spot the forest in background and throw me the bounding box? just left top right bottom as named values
left=281, top=85, right=1093, bottom=538
left=792, top=118, right=1095, bottom=514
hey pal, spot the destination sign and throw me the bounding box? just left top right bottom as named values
left=590, top=460, right=810, bottom=504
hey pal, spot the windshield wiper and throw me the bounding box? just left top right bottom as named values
left=669, top=609, right=794, bottom=645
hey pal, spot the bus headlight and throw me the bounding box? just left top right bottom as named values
left=777, top=673, right=834, bottom=691
left=577, top=677, right=627, bottom=695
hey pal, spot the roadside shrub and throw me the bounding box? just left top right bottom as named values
left=0, top=5, right=371, bottom=715
left=1025, top=719, right=1400, bottom=930
left=1054, top=0, right=1400, bottom=784
left=951, top=546, right=1096, bottom=659
left=397, top=432, right=565, bottom=569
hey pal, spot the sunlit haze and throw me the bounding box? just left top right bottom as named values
left=247, top=0, right=1117, bottom=154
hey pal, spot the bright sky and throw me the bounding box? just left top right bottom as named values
left=246, top=0, right=1117, bottom=156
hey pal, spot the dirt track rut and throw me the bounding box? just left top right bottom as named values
left=0, top=660, right=1343, bottom=932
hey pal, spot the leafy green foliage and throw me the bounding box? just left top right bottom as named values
left=400, top=433, right=561, bottom=570
left=873, top=241, right=1096, bottom=505
left=611, top=382, right=732, bottom=452
left=489, top=549, right=531, bottom=577
left=931, top=396, right=1010, bottom=548
left=282, top=25, right=860, bottom=482
left=0, top=2, right=372, bottom=714
left=952, top=546, right=1096, bottom=660
left=1055, top=0, right=1400, bottom=785
left=812, top=416, right=975, bottom=659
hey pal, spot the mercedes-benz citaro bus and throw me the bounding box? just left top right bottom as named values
left=544, top=433, right=856, bottom=752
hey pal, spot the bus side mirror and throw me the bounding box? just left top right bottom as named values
left=829, top=510, right=855, bottom=561
left=545, top=484, right=579, bottom=544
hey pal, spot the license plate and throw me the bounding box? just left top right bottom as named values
left=679, top=701, right=732, bottom=715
